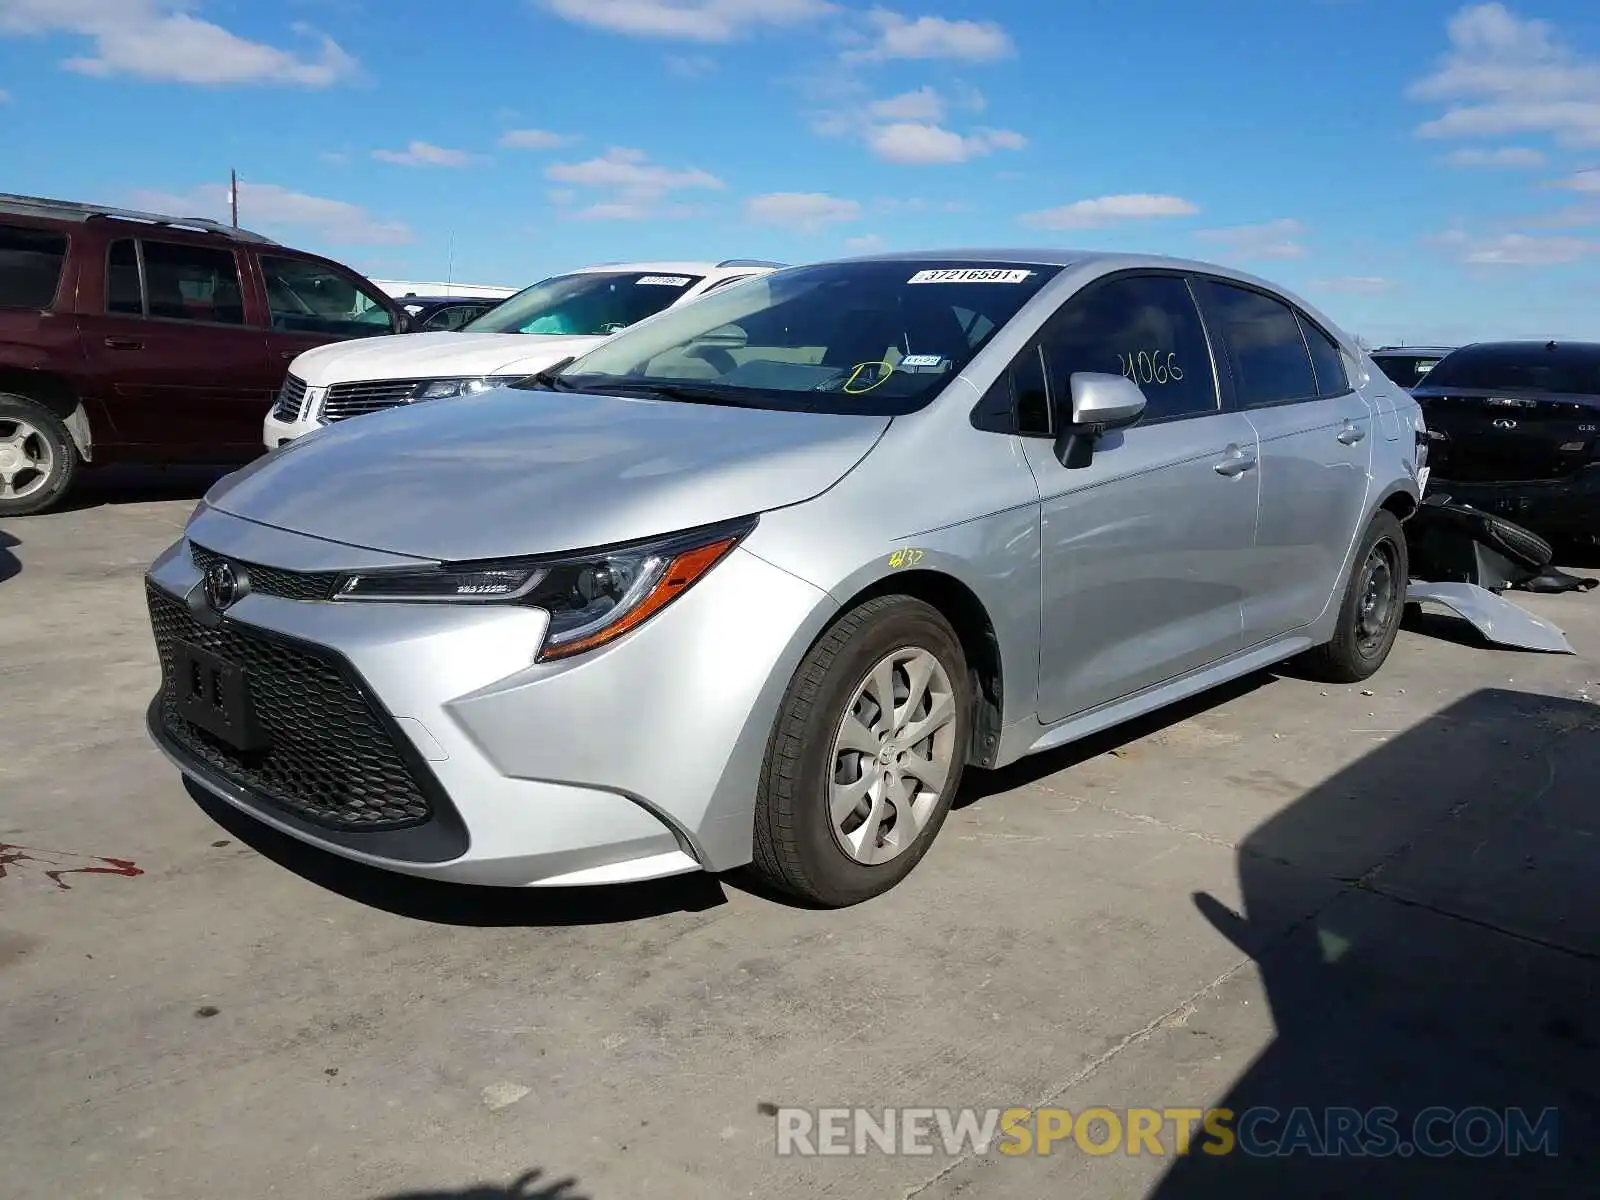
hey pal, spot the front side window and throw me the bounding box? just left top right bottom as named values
left=1041, top=274, right=1219, bottom=423
left=131, top=240, right=246, bottom=324
left=0, top=223, right=69, bottom=309
left=260, top=255, right=394, bottom=338
left=421, top=305, right=480, bottom=332
left=464, top=271, right=708, bottom=336
left=1202, top=281, right=1318, bottom=408
left=544, top=260, right=1062, bottom=416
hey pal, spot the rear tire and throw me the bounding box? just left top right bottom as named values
left=1300, top=510, right=1408, bottom=684
left=0, top=393, right=79, bottom=517
left=750, top=595, right=972, bottom=907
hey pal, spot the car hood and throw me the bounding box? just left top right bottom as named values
left=289, top=331, right=604, bottom=387
left=205, top=386, right=890, bottom=561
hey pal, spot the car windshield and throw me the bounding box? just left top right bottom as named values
left=1373, top=353, right=1445, bottom=388
left=461, top=271, right=706, bottom=336
left=545, top=260, right=1062, bottom=415
left=1422, top=345, right=1600, bottom=396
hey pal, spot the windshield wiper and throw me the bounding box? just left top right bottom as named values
left=513, top=356, right=578, bottom=391
left=588, top=381, right=763, bottom=408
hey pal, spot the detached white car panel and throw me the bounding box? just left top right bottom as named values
left=263, top=260, right=780, bottom=449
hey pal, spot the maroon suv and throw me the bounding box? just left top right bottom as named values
left=0, top=192, right=407, bottom=516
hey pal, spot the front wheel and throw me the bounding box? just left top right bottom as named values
left=1300, top=510, right=1409, bottom=683
left=750, top=595, right=972, bottom=907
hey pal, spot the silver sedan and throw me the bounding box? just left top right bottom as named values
left=144, top=249, right=1427, bottom=906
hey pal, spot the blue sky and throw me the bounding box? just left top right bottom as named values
left=2, top=0, right=1598, bottom=345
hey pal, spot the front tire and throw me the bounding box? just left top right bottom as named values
left=1301, top=510, right=1409, bottom=683
left=750, top=595, right=972, bottom=907
left=0, top=393, right=79, bottom=517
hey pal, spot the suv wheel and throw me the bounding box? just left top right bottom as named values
left=751, top=595, right=972, bottom=907
left=1300, top=510, right=1409, bottom=683
left=0, top=394, right=78, bottom=517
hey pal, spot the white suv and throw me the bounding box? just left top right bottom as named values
left=262, top=259, right=783, bottom=448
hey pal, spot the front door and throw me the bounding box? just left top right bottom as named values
left=78, top=237, right=274, bottom=456
left=1195, top=280, right=1376, bottom=642
left=255, top=253, right=399, bottom=378
left=1019, top=272, right=1261, bottom=725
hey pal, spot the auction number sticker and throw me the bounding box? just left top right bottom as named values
left=635, top=275, right=692, bottom=287
left=908, top=268, right=1034, bottom=285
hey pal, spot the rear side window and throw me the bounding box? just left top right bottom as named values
left=1041, top=273, right=1219, bottom=423
left=1203, top=281, right=1317, bottom=407
left=110, top=240, right=246, bottom=324
left=1422, top=345, right=1600, bottom=396
left=1299, top=315, right=1351, bottom=396
left=0, top=223, right=69, bottom=309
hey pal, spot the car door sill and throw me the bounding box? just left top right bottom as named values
left=1015, top=635, right=1317, bottom=762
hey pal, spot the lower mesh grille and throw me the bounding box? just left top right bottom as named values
left=147, top=583, right=434, bottom=831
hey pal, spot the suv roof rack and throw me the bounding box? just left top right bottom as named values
left=0, top=192, right=280, bottom=245
left=716, top=258, right=787, bottom=269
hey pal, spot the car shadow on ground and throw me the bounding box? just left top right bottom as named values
left=0, top=528, right=19, bottom=583
left=185, top=779, right=730, bottom=927
left=48, top=464, right=236, bottom=513
left=366, top=1168, right=587, bottom=1199
left=1147, top=686, right=1599, bottom=1196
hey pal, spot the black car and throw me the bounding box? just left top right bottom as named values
left=394, top=294, right=504, bottom=332
left=1370, top=345, right=1453, bottom=391
left=1413, top=340, right=1600, bottom=544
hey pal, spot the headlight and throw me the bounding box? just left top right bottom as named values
left=417, top=377, right=501, bottom=400
left=332, top=518, right=755, bottom=661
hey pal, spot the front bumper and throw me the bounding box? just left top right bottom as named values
left=1431, top=464, right=1600, bottom=542
left=262, top=406, right=322, bottom=451
left=143, top=512, right=835, bottom=886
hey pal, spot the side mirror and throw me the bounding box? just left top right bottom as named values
left=391, top=310, right=412, bottom=334
left=1054, top=372, right=1148, bottom=468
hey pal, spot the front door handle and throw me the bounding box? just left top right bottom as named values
left=279, top=349, right=298, bottom=360
left=1337, top=421, right=1367, bottom=445
left=1213, top=446, right=1257, bottom=477
left=104, top=336, right=143, bottom=350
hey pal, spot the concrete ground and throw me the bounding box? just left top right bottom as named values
left=2, top=467, right=1599, bottom=1199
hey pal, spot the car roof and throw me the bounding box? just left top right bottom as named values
left=398, top=295, right=496, bottom=306
left=1450, top=339, right=1600, bottom=355
left=1373, top=346, right=1455, bottom=355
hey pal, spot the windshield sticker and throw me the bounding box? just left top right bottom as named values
left=635, top=275, right=692, bottom=287
left=908, top=268, right=1033, bottom=285
left=898, top=354, right=949, bottom=372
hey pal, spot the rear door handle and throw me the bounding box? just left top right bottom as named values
left=1337, top=421, right=1367, bottom=445
left=104, top=336, right=143, bottom=350
left=1213, top=446, right=1257, bottom=477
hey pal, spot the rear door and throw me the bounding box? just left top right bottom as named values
left=1195, top=279, right=1375, bottom=643
left=255, top=253, right=401, bottom=373
left=76, top=236, right=275, bottom=456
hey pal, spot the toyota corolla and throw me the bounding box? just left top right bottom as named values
left=145, top=250, right=1425, bottom=906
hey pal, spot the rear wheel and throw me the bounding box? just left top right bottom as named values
left=750, top=595, right=972, bottom=907
left=1300, top=510, right=1408, bottom=683
left=0, top=393, right=78, bottom=517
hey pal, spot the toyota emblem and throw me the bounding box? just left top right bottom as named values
left=1492, top=418, right=1517, bottom=429
left=204, top=560, right=246, bottom=612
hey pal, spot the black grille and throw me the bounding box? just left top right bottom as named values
left=190, top=542, right=340, bottom=602
left=147, top=584, right=434, bottom=831
left=323, top=379, right=423, bottom=421
left=271, top=373, right=308, bottom=421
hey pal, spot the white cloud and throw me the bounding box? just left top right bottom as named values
left=372, top=140, right=477, bottom=167
left=0, top=87, right=9, bottom=102
left=127, top=182, right=412, bottom=245
left=865, top=121, right=1026, bottom=164
left=499, top=128, right=572, bottom=150
left=546, top=146, right=724, bottom=221
left=1552, top=167, right=1600, bottom=193
left=845, top=10, right=1014, bottom=63
left=746, top=191, right=861, bottom=230
left=319, top=150, right=350, bottom=166
left=666, top=53, right=717, bottom=76
left=1019, top=194, right=1199, bottom=230
left=845, top=233, right=886, bottom=251
left=0, top=1, right=359, bottom=87
left=1430, top=228, right=1600, bottom=265
left=1314, top=276, right=1398, bottom=295
left=867, top=85, right=945, bottom=122
left=1410, top=3, right=1600, bottom=147
left=1442, top=145, right=1547, bottom=167
left=1196, top=218, right=1308, bottom=261
left=542, top=0, right=835, bottom=43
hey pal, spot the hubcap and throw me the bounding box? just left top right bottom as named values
left=0, top=418, right=53, bottom=501
left=1355, top=539, right=1399, bottom=655
left=828, top=647, right=959, bottom=866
